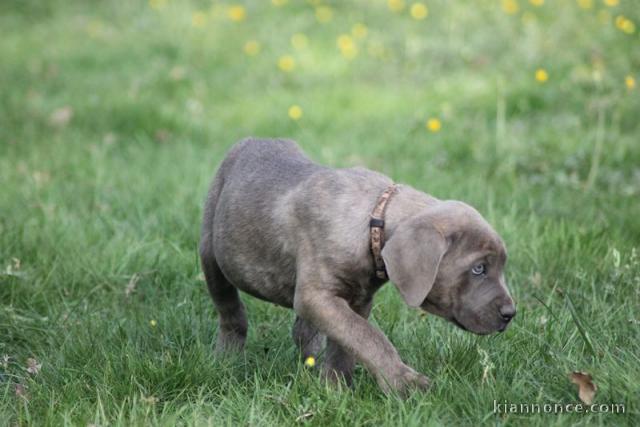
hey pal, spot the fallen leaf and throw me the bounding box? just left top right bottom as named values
left=15, top=383, right=29, bottom=400
left=125, top=273, right=139, bottom=298
left=295, top=412, right=314, bottom=422
left=49, top=106, right=74, bottom=127
left=141, top=395, right=158, bottom=404
left=570, top=371, right=597, bottom=404
left=26, top=357, right=41, bottom=375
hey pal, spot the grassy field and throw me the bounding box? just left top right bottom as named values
left=1, top=0, right=639, bottom=425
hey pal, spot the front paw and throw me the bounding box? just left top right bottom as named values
left=378, top=365, right=431, bottom=397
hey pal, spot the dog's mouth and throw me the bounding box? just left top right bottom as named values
left=450, top=316, right=498, bottom=335
left=450, top=316, right=468, bottom=332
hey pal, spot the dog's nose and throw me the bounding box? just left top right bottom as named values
left=499, top=304, right=516, bottom=322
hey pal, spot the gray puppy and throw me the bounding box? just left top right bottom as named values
left=199, top=138, right=516, bottom=395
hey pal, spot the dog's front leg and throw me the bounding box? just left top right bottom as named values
left=293, top=282, right=430, bottom=396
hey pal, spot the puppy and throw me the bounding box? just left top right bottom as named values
left=199, top=138, right=515, bottom=395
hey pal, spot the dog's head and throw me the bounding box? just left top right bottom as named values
left=382, top=201, right=515, bottom=334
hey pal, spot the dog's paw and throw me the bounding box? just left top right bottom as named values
left=378, top=364, right=431, bottom=398
left=214, top=331, right=246, bottom=354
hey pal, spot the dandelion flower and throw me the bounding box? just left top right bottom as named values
left=614, top=15, right=635, bottom=33
left=278, top=55, right=296, bottom=72
left=288, top=105, right=303, bottom=120
left=388, top=0, right=405, bottom=12
left=410, top=3, right=428, bottom=20
left=304, top=356, right=316, bottom=367
left=291, top=33, right=308, bottom=50
left=351, top=23, right=368, bottom=39
left=149, top=0, right=167, bottom=11
left=621, top=19, right=635, bottom=34
left=315, top=6, right=333, bottom=23
left=227, top=5, right=246, bottom=22
left=535, top=68, right=549, bottom=83
left=191, top=11, right=207, bottom=28
left=426, top=118, right=442, bottom=132
left=576, top=0, right=593, bottom=9
left=272, top=0, right=288, bottom=6
left=243, top=40, right=260, bottom=56
left=337, top=34, right=358, bottom=59
left=529, top=0, right=544, bottom=6
left=150, top=319, right=158, bottom=327
left=603, top=0, right=619, bottom=6
left=626, top=75, right=636, bottom=90
left=502, top=0, right=519, bottom=15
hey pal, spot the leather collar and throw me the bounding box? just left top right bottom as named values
left=369, top=184, right=397, bottom=280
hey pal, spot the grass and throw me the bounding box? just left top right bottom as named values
left=1, top=0, right=639, bottom=425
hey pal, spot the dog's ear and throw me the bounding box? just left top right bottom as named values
left=382, top=215, right=448, bottom=307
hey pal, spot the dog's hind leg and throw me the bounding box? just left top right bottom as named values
left=200, top=249, right=248, bottom=353
left=200, top=175, right=248, bottom=353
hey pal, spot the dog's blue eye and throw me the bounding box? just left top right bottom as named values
left=471, top=264, right=486, bottom=275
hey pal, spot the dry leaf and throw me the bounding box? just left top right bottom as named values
left=141, top=395, right=158, bottom=404
left=570, top=371, right=597, bottom=404
left=125, top=273, right=140, bottom=298
left=49, top=106, right=74, bottom=127
left=15, top=383, right=29, bottom=400
left=26, top=357, right=41, bottom=375
left=295, top=412, right=314, bottom=422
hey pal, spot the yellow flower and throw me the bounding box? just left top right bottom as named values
left=388, top=0, right=405, bottom=13
left=227, top=5, right=246, bottom=22
left=191, top=11, right=207, bottom=28
left=626, top=75, right=636, bottom=90
left=603, top=0, right=619, bottom=6
left=337, top=34, right=358, bottom=59
left=535, top=68, right=549, bottom=83
left=288, top=105, right=303, bottom=120
left=622, top=19, right=636, bottom=34
left=291, top=33, right=308, bottom=50
left=426, top=118, right=441, bottom=132
left=410, top=3, right=428, bottom=20
left=502, top=0, right=519, bottom=15
left=315, top=6, right=333, bottom=23
left=278, top=55, right=296, bottom=72
left=529, top=0, right=544, bottom=6
left=304, top=356, right=316, bottom=367
left=149, top=0, right=167, bottom=11
left=150, top=319, right=157, bottom=327
left=352, top=23, right=368, bottom=39
left=337, top=34, right=354, bottom=50
left=576, top=0, right=593, bottom=9
left=615, top=15, right=635, bottom=33
left=243, top=40, right=260, bottom=56
left=272, top=0, right=288, bottom=6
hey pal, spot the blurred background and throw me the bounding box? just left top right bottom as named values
left=1, top=0, right=639, bottom=424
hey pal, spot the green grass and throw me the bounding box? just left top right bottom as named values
left=1, top=0, right=639, bottom=425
